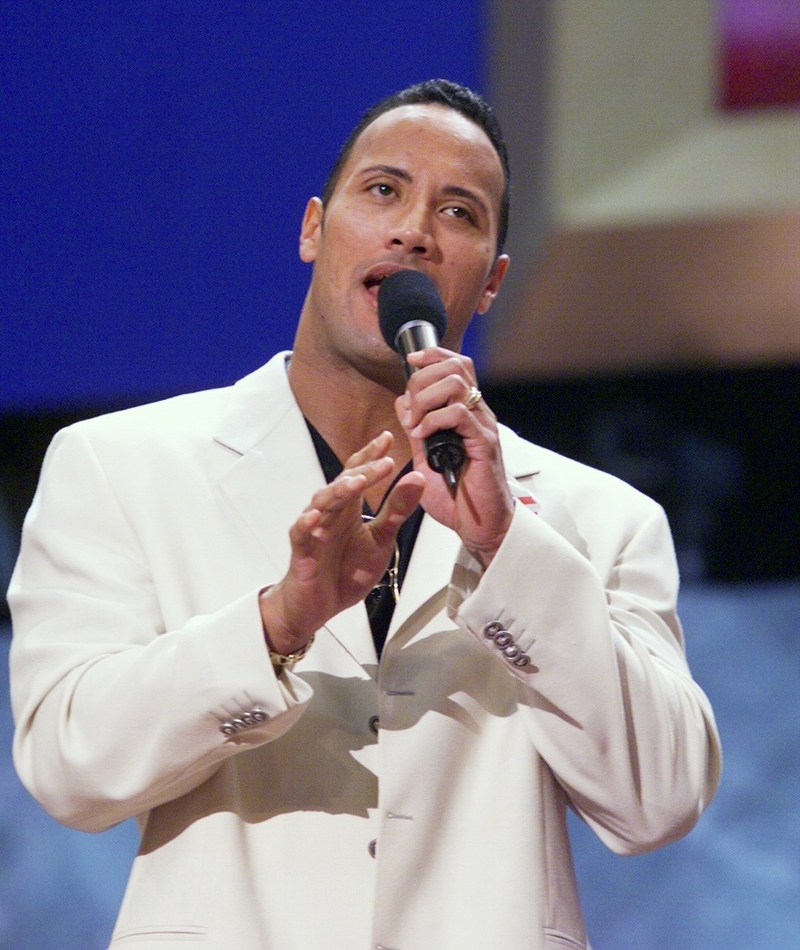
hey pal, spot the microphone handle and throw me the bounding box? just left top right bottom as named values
left=394, top=321, right=467, bottom=491
left=424, top=430, right=467, bottom=491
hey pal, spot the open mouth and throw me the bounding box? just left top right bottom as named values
left=363, top=274, right=387, bottom=292
left=362, top=264, right=412, bottom=296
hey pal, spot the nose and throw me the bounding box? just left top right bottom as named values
left=388, top=204, right=434, bottom=256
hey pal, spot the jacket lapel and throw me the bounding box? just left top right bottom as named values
left=213, top=354, right=322, bottom=580
left=212, top=353, right=377, bottom=669
left=386, top=514, right=459, bottom=646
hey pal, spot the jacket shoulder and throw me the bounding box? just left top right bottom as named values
left=499, top=423, right=662, bottom=513
left=77, top=386, right=229, bottom=436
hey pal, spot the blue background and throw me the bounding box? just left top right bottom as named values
left=1, top=1, right=484, bottom=410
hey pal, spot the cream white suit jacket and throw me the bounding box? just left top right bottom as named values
left=9, top=352, right=721, bottom=950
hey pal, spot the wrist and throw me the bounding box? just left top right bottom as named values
left=258, top=586, right=316, bottom=665
left=464, top=508, right=514, bottom=571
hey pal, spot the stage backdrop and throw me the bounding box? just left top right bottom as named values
left=1, top=1, right=484, bottom=411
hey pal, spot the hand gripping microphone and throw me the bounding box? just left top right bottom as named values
left=378, top=269, right=467, bottom=490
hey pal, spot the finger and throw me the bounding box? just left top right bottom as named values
left=406, top=374, right=477, bottom=421
left=405, top=347, right=469, bottom=371
left=343, top=430, right=394, bottom=469
left=408, top=402, right=491, bottom=444
left=402, top=360, right=481, bottom=424
left=403, top=352, right=476, bottom=400
left=288, top=507, right=323, bottom=556
left=305, top=473, right=368, bottom=528
left=369, top=471, right=426, bottom=541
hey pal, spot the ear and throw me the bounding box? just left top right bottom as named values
left=299, top=197, right=323, bottom=263
left=476, top=254, right=510, bottom=315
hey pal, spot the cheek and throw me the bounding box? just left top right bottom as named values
left=446, top=253, right=493, bottom=302
left=322, top=220, right=371, bottom=276
left=328, top=198, right=372, bottom=236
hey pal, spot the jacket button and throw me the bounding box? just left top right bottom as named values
left=483, top=620, right=504, bottom=639
left=368, top=839, right=377, bottom=858
left=369, top=715, right=380, bottom=735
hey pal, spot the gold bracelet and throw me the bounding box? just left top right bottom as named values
left=268, top=632, right=315, bottom=669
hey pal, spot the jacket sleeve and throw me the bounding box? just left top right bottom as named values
left=448, top=491, right=722, bottom=856
left=8, top=424, right=312, bottom=833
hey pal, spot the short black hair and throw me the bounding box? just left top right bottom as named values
left=321, top=79, right=511, bottom=256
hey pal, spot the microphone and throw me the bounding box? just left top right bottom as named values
left=378, top=269, right=467, bottom=491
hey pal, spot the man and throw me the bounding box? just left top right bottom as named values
left=9, top=80, right=721, bottom=950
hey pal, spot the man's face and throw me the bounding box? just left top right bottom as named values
left=296, top=103, right=509, bottom=385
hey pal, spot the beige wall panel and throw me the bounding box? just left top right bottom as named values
left=551, top=0, right=712, bottom=215
left=484, top=211, right=800, bottom=380
left=488, top=0, right=800, bottom=379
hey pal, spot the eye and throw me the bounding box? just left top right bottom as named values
left=444, top=204, right=476, bottom=225
left=369, top=182, right=396, bottom=198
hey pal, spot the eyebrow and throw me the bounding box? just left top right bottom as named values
left=359, top=164, right=490, bottom=218
left=362, top=164, right=411, bottom=182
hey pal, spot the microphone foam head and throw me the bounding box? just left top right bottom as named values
left=377, top=270, right=447, bottom=352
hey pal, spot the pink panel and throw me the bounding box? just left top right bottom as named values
left=720, top=0, right=800, bottom=109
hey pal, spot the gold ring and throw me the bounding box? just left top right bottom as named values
left=464, top=385, right=482, bottom=409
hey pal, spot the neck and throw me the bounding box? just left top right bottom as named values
left=287, top=347, right=411, bottom=474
